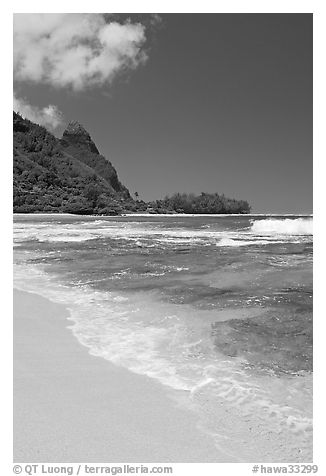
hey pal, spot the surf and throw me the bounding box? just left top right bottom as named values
left=251, top=218, right=313, bottom=236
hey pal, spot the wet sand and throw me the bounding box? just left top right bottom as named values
left=13, top=289, right=312, bottom=463
left=13, top=289, right=229, bottom=462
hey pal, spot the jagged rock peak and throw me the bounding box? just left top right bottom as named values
left=62, top=121, right=99, bottom=154
left=64, top=121, right=91, bottom=137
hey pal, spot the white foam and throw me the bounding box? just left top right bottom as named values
left=14, top=216, right=313, bottom=247
left=13, top=260, right=312, bottom=437
left=251, top=218, right=313, bottom=236
left=217, top=238, right=270, bottom=247
left=13, top=215, right=313, bottom=448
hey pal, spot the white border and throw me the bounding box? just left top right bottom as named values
left=3, top=2, right=324, bottom=474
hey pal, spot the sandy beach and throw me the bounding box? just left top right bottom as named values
left=13, top=212, right=313, bottom=463
left=14, top=289, right=231, bottom=463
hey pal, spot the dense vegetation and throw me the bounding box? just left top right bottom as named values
left=147, top=193, right=250, bottom=214
left=13, top=112, right=138, bottom=215
left=13, top=112, right=251, bottom=215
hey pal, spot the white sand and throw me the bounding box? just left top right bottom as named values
left=13, top=289, right=230, bottom=462
left=14, top=289, right=312, bottom=463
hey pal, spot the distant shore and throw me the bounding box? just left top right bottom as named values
left=13, top=212, right=313, bottom=217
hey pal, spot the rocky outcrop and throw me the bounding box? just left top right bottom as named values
left=62, top=121, right=100, bottom=154
left=13, top=112, right=137, bottom=214
left=61, top=120, right=129, bottom=197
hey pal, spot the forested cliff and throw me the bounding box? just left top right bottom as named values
left=13, top=112, right=250, bottom=215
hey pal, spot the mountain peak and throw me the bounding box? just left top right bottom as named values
left=64, top=121, right=90, bottom=136
left=62, top=120, right=99, bottom=154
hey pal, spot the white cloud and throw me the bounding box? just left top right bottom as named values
left=13, top=13, right=147, bottom=91
left=13, top=93, right=64, bottom=131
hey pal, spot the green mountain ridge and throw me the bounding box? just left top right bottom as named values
left=13, top=112, right=251, bottom=215
left=13, top=112, right=139, bottom=214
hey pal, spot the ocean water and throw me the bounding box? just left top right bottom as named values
left=13, top=214, right=313, bottom=460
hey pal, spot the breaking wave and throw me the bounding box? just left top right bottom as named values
left=251, top=218, right=313, bottom=236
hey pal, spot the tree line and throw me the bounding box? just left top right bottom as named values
left=146, top=192, right=250, bottom=214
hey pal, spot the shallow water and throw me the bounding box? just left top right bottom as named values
left=13, top=214, right=313, bottom=459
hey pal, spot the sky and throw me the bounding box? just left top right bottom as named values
left=13, top=13, right=313, bottom=213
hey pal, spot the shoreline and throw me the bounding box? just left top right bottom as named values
left=13, top=288, right=230, bottom=463
left=13, top=284, right=313, bottom=463
left=13, top=212, right=313, bottom=218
